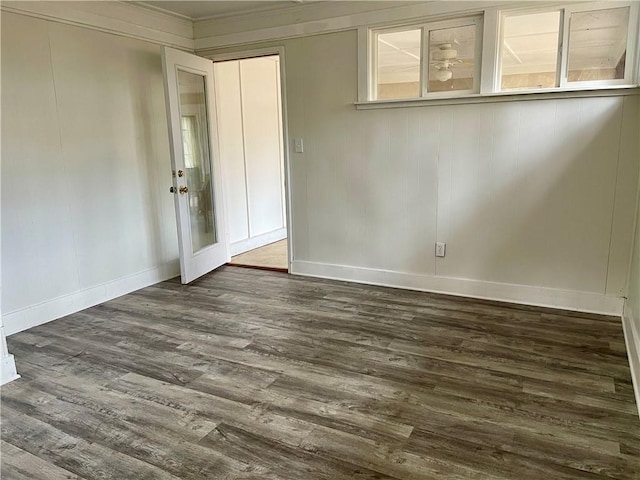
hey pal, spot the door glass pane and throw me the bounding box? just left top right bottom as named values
left=376, top=29, right=421, bottom=100
left=428, top=24, right=476, bottom=93
left=568, top=7, right=629, bottom=82
left=501, top=11, right=561, bottom=90
left=177, top=69, right=217, bottom=252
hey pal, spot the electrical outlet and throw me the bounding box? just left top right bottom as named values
left=435, top=242, right=446, bottom=257
left=294, top=138, right=304, bottom=153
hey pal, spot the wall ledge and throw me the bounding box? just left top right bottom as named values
left=291, top=260, right=624, bottom=316
left=355, top=87, right=640, bottom=110
left=3, top=260, right=180, bottom=336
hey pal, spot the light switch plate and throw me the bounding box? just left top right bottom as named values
left=294, top=138, right=304, bottom=153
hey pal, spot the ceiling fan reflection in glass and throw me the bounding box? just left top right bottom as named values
left=428, top=24, right=476, bottom=93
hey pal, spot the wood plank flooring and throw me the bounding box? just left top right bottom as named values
left=229, top=239, right=288, bottom=271
left=1, top=266, right=639, bottom=479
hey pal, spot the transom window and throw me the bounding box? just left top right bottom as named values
left=361, top=2, right=638, bottom=104
left=566, top=6, right=630, bottom=84
left=499, top=5, right=633, bottom=91
left=372, top=16, right=482, bottom=101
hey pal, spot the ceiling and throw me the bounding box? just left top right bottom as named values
left=138, top=1, right=309, bottom=20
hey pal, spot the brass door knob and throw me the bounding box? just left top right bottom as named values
left=179, top=186, right=188, bottom=194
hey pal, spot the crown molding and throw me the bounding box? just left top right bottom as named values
left=130, top=1, right=193, bottom=21
left=1, top=1, right=194, bottom=51
left=194, top=0, right=515, bottom=51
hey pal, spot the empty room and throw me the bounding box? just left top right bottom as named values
left=1, top=1, right=640, bottom=479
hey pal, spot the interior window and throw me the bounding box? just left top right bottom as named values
left=376, top=28, right=422, bottom=100
left=567, top=7, right=630, bottom=82
left=428, top=24, right=477, bottom=93
left=500, top=11, right=562, bottom=90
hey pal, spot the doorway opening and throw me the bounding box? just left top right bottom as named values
left=213, top=53, right=289, bottom=273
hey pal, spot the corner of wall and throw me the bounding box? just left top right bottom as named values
left=0, top=326, right=20, bottom=386
left=0, top=354, right=20, bottom=386
left=622, top=301, right=640, bottom=418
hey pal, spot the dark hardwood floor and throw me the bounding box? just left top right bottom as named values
left=1, top=266, right=639, bottom=479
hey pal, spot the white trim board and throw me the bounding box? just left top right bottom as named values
left=0, top=354, right=20, bottom=386
left=230, top=228, right=287, bottom=257
left=1, top=1, right=195, bottom=51
left=2, top=261, right=180, bottom=336
left=291, top=260, right=625, bottom=316
left=194, top=1, right=534, bottom=51
left=622, top=303, right=640, bottom=418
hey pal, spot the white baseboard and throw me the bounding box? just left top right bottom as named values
left=291, top=260, right=624, bottom=316
left=230, top=228, right=287, bottom=256
left=3, top=260, right=180, bottom=336
left=622, top=303, right=640, bottom=418
left=1, top=354, right=20, bottom=386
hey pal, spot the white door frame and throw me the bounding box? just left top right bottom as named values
left=207, top=46, right=293, bottom=272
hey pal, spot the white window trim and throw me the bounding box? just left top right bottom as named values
left=368, top=15, right=483, bottom=102
left=563, top=1, right=638, bottom=88
left=357, top=1, right=640, bottom=108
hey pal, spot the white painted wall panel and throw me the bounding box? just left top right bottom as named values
left=608, top=95, right=640, bottom=296
left=1, top=13, right=178, bottom=331
left=240, top=57, right=285, bottom=238
left=627, top=181, right=640, bottom=328
left=439, top=98, right=623, bottom=293
left=1, top=14, right=80, bottom=310
left=214, top=60, right=249, bottom=244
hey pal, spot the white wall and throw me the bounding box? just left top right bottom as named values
left=214, top=57, right=286, bottom=255
left=203, top=30, right=640, bottom=314
left=623, top=122, right=640, bottom=415
left=628, top=183, right=640, bottom=342
left=1, top=12, right=179, bottom=334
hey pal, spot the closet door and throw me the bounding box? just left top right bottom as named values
left=240, top=57, right=285, bottom=238
left=214, top=61, right=249, bottom=245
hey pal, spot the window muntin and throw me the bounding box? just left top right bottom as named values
left=567, top=6, right=630, bottom=83
left=376, top=28, right=422, bottom=100
left=500, top=11, right=562, bottom=90
left=428, top=24, right=477, bottom=93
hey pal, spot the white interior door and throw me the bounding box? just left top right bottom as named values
left=162, top=46, right=229, bottom=284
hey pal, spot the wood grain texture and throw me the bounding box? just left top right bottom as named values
left=2, top=266, right=639, bottom=479
left=229, top=239, right=288, bottom=271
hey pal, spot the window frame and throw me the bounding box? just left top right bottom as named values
left=371, top=23, right=424, bottom=101
left=497, top=6, right=565, bottom=92
left=358, top=1, right=639, bottom=107
left=562, top=2, right=636, bottom=88
left=368, top=15, right=483, bottom=101
left=497, top=2, right=636, bottom=93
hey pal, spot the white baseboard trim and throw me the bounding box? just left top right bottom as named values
left=3, top=260, right=180, bottom=336
left=230, top=228, right=287, bottom=256
left=1, top=354, right=20, bottom=386
left=622, top=303, right=640, bottom=418
left=291, top=260, right=624, bottom=316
